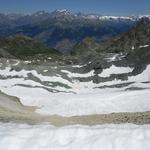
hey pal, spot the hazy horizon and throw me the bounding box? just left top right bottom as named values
left=1, top=9, right=150, bottom=17
left=0, top=0, right=150, bottom=16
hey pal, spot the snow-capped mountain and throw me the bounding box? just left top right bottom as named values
left=1, top=9, right=138, bottom=22
left=0, top=10, right=149, bottom=53
left=3, top=9, right=150, bottom=22
left=32, top=11, right=50, bottom=17
left=99, top=15, right=136, bottom=21
left=56, top=9, right=71, bottom=14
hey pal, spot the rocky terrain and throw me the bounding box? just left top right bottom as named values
left=0, top=15, right=149, bottom=126
left=0, top=57, right=150, bottom=126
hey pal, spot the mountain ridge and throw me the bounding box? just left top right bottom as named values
left=4, top=10, right=150, bottom=21
left=0, top=10, right=141, bottom=52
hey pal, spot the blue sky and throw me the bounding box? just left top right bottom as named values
left=1, top=0, right=150, bottom=16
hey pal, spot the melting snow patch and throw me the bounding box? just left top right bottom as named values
left=105, top=53, right=126, bottom=62
left=24, top=60, right=32, bottom=64
left=48, top=57, right=52, bottom=60
left=131, top=46, right=135, bottom=50
left=139, top=45, right=149, bottom=48
left=128, top=64, right=150, bottom=82
left=43, top=70, right=48, bottom=73
left=12, top=60, right=20, bottom=66
left=61, top=70, right=95, bottom=78
left=0, top=67, right=72, bottom=86
left=99, top=65, right=133, bottom=78
left=72, top=64, right=87, bottom=68
left=105, top=54, right=119, bottom=62
left=0, top=67, right=29, bottom=78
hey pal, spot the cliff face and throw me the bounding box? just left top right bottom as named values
left=71, top=17, right=150, bottom=60
left=104, top=17, right=150, bottom=53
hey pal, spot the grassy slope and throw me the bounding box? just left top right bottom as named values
left=0, top=36, right=62, bottom=60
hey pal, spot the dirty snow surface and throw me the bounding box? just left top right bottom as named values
left=0, top=123, right=150, bottom=150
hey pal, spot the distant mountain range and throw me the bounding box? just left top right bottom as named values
left=0, top=16, right=150, bottom=69
left=0, top=10, right=145, bottom=53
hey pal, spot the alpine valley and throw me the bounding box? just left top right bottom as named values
left=0, top=9, right=150, bottom=150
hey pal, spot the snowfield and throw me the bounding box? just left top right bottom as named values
left=2, top=86, right=150, bottom=116
left=0, top=63, right=150, bottom=116
left=0, top=58, right=150, bottom=150
left=0, top=123, right=150, bottom=150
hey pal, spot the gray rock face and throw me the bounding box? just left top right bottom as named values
left=70, top=17, right=150, bottom=79
left=0, top=48, right=14, bottom=58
